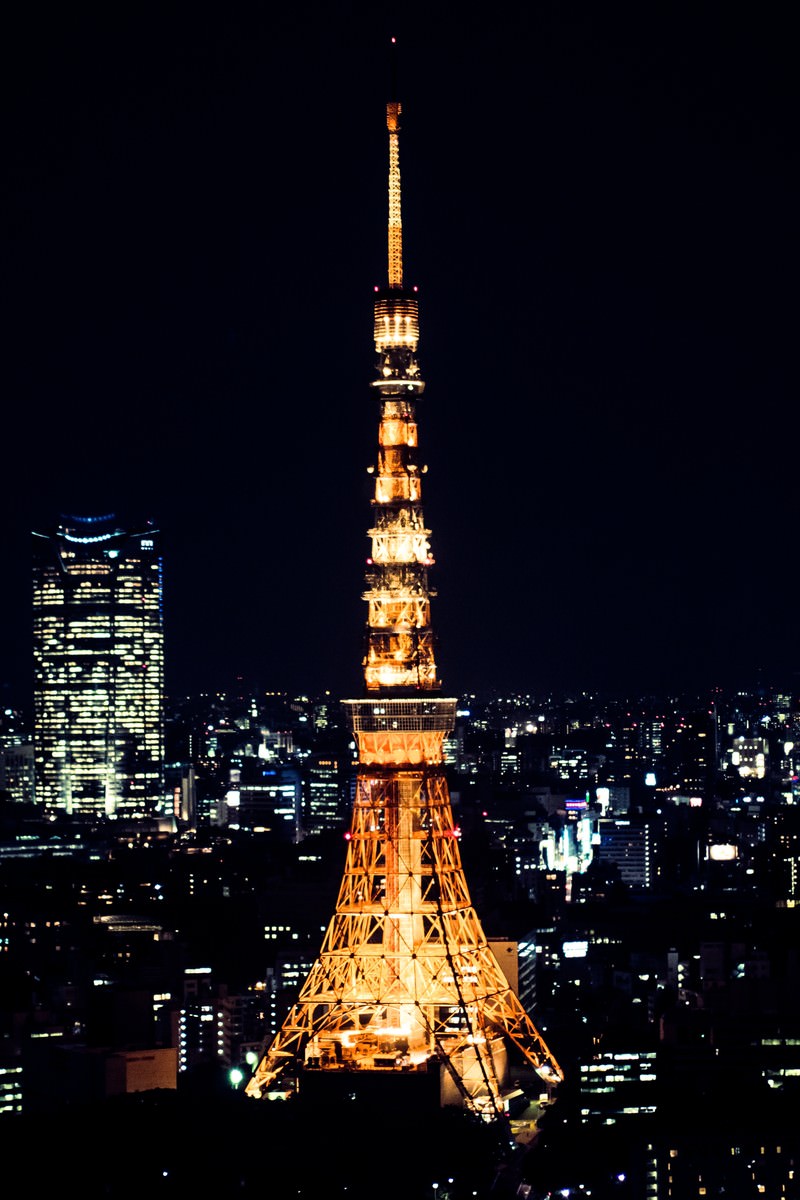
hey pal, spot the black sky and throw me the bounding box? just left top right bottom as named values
left=1, top=3, right=796, bottom=707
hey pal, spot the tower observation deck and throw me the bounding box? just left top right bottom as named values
left=245, top=42, right=563, bottom=1119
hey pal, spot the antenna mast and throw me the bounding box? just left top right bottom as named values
left=387, top=36, right=403, bottom=289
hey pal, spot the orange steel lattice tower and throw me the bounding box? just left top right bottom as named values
left=246, top=45, right=563, bottom=1117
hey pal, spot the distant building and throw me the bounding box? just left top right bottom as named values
left=179, top=967, right=223, bottom=1074
left=224, top=760, right=302, bottom=839
left=517, top=934, right=540, bottom=1016
left=726, top=734, right=769, bottom=780
left=303, top=750, right=348, bottom=836
left=595, top=817, right=653, bottom=889
left=32, top=514, right=165, bottom=820
left=669, top=708, right=717, bottom=798
left=22, top=1042, right=177, bottom=1112
left=0, top=1058, right=23, bottom=1115
left=578, top=1044, right=659, bottom=1125
left=0, top=739, right=35, bottom=805
left=220, top=990, right=267, bottom=1071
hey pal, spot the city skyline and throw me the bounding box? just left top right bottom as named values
left=2, top=6, right=795, bottom=707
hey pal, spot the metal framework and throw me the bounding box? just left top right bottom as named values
left=246, top=44, right=563, bottom=1117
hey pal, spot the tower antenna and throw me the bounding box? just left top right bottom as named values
left=386, top=36, right=403, bottom=290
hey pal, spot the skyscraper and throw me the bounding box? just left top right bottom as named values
left=246, top=47, right=562, bottom=1118
left=32, top=513, right=165, bottom=820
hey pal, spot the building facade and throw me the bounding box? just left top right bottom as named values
left=32, top=513, right=165, bottom=819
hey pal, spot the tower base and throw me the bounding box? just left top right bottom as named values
left=282, top=1045, right=521, bottom=1119
left=294, top=1061, right=443, bottom=1115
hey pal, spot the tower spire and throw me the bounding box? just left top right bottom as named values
left=386, top=36, right=403, bottom=289
left=365, top=35, right=432, bottom=695
left=245, top=55, right=563, bottom=1121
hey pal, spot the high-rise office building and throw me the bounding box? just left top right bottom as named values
left=32, top=513, right=165, bottom=820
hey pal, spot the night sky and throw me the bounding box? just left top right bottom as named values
left=1, top=4, right=795, bottom=707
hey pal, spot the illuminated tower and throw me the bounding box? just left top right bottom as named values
left=32, top=513, right=165, bottom=819
left=246, top=47, right=563, bottom=1118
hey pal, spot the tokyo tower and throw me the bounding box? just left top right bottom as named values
left=246, top=42, right=563, bottom=1118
